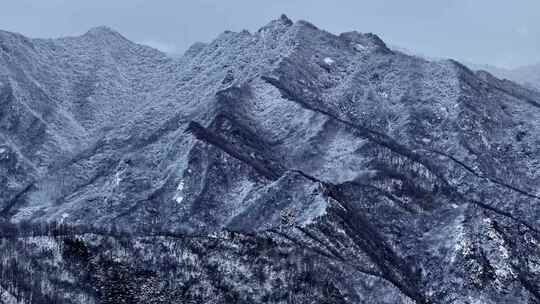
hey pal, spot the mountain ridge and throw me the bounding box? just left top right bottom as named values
left=1, top=15, right=540, bottom=303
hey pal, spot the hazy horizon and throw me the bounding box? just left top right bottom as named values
left=1, top=0, right=538, bottom=69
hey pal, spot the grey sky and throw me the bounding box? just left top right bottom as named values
left=0, top=0, right=538, bottom=68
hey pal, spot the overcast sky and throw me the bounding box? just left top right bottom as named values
left=0, top=0, right=538, bottom=69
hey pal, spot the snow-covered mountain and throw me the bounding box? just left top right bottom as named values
left=391, top=46, right=540, bottom=91
left=390, top=45, right=540, bottom=92
left=1, top=15, right=540, bottom=303
left=470, top=63, right=540, bottom=92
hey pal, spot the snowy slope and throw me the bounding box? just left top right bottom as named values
left=1, top=15, right=540, bottom=303
left=465, top=62, right=540, bottom=92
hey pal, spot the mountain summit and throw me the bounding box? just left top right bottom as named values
left=1, top=16, right=540, bottom=303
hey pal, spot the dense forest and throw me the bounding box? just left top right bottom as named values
left=0, top=221, right=362, bottom=304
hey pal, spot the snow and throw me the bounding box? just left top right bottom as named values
left=299, top=197, right=327, bottom=226
left=114, top=171, right=122, bottom=186
left=323, top=57, right=335, bottom=65
left=11, top=206, right=43, bottom=223
left=353, top=43, right=366, bottom=51
left=1, top=16, right=539, bottom=302
left=295, top=182, right=329, bottom=226
left=174, top=180, right=185, bottom=204
left=0, top=147, right=6, bottom=154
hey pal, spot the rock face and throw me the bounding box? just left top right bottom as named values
left=1, top=15, right=540, bottom=303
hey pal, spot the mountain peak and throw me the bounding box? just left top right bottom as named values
left=258, top=14, right=294, bottom=34
left=279, top=14, right=293, bottom=26
left=83, top=26, right=125, bottom=40
left=339, top=31, right=391, bottom=53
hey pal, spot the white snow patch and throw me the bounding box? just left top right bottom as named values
left=12, top=206, right=43, bottom=222
left=0, top=148, right=6, bottom=154
left=353, top=43, right=366, bottom=51
left=114, top=171, right=122, bottom=186
left=298, top=186, right=329, bottom=226
left=300, top=199, right=327, bottom=225
left=176, top=180, right=184, bottom=191
left=323, top=57, right=335, bottom=65
left=174, top=180, right=185, bottom=204
left=336, top=227, right=347, bottom=235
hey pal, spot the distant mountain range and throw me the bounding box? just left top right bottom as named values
left=467, top=63, right=540, bottom=92
left=1, top=15, right=540, bottom=303
left=391, top=45, right=540, bottom=91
